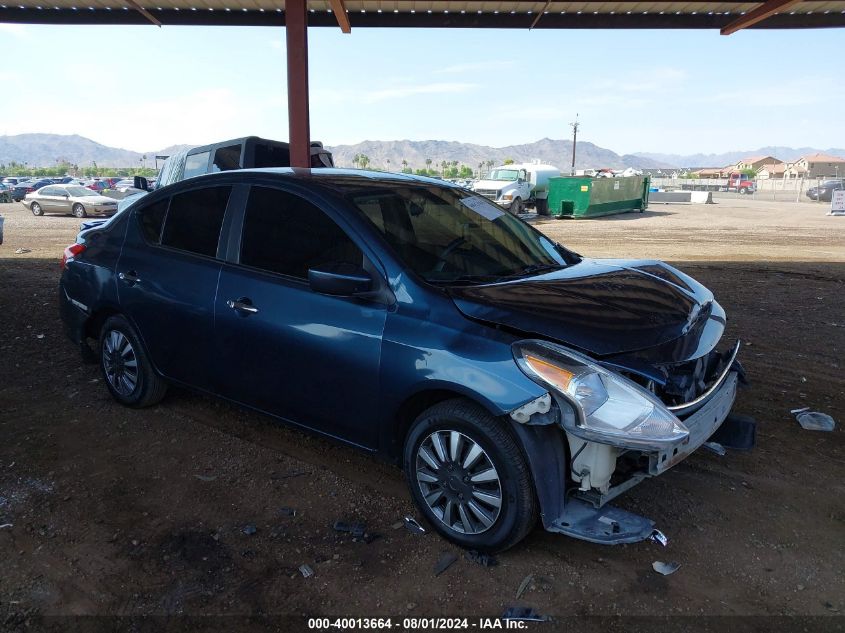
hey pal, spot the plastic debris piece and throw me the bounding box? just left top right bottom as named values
left=501, top=607, right=549, bottom=622
left=652, top=561, right=681, bottom=576
left=465, top=550, right=498, bottom=567
left=241, top=524, right=257, bottom=536
left=403, top=516, right=426, bottom=534
left=279, top=507, right=296, bottom=517
left=703, top=441, right=726, bottom=456
left=710, top=414, right=756, bottom=451
left=390, top=521, right=405, bottom=530
left=795, top=411, right=836, bottom=432
left=0, top=523, right=12, bottom=529
left=14, top=248, right=31, bottom=254
left=299, top=564, right=314, bottom=578
left=515, top=574, right=534, bottom=599
left=790, top=407, right=810, bottom=414
left=333, top=520, right=366, bottom=538
left=193, top=474, right=217, bottom=481
left=649, top=529, right=669, bottom=547
left=434, top=551, right=459, bottom=576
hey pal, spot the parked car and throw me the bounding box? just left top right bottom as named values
left=59, top=169, right=746, bottom=552
left=806, top=179, right=844, bottom=202
left=24, top=185, right=119, bottom=217
left=11, top=179, right=52, bottom=201
left=85, top=180, right=111, bottom=193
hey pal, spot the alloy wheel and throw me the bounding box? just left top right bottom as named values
left=102, top=330, right=139, bottom=396
left=416, top=430, right=502, bottom=535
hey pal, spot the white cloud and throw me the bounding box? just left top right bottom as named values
left=3, top=88, right=289, bottom=151
left=364, top=82, right=479, bottom=103
left=437, top=61, right=515, bottom=74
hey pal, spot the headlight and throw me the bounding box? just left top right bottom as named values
left=501, top=193, right=513, bottom=201
left=513, top=340, right=689, bottom=450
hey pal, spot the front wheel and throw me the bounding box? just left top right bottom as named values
left=30, top=202, right=43, bottom=216
left=509, top=198, right=523, bottom=215
left=403, top=399, right=538, bottom=552
left=72, top=203, right=87, bottom=218
left=99, top=315, right=167, bottom=408
left=739, top=187, right=748, bottom=195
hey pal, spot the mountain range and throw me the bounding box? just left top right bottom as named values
left=1, top=133, right=842, bottom=171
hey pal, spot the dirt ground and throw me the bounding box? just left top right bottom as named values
left=0, top=198, right=843, bottom=630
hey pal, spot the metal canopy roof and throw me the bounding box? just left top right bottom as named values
left=2, top=0, right=844, bottom=28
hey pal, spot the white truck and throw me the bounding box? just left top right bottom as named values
left=472, top=163, right=560, bottom=215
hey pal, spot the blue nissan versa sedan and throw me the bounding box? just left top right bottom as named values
left=59, top=168, right=747, bottom=552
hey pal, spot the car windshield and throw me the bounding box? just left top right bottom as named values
left=347, top=185, right=570, bottom=283
left=66, top=186, right=98, bottom=197
left=487, top=169, right=519, bottom=181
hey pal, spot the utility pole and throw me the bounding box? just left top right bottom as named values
left=570, top=114, right=579, bottom=176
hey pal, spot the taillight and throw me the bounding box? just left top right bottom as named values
left=61, top=243, right=86, bottom=270
left=26, top=187, right=34, bottom=193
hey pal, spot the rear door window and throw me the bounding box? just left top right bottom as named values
left=239, top=186, right=362, bottom=279
left=160, top=186, right=231, bottom=257
left=183, top=151, right=211, bottom=180
left=136, top=198, right=170, bottom=244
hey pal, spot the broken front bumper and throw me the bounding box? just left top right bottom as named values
left=652, top=370, right=739, bottom=475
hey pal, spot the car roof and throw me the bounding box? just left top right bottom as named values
left=180, top=167, right=460, bottom=194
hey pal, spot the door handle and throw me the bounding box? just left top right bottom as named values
left=118, top=271, right=141, bottom=285
left=227, top=298, right=259, bottom=315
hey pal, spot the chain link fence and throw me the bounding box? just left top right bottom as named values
left=649, top=177, right=838, bottom=203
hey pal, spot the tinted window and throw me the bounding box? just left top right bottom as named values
left=40, top=186, right=59, bottom=196
left=212, top=144, right=242, bottom=172
left=183, top=151, right=210, bottom=179
left=137, top=198, right=169, bottom=244
left=161, top=186, right=231, bottom=257
left=240, top=186, right=362, bottom=279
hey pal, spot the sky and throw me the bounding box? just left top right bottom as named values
left=1, top=22, right=843, bottom=156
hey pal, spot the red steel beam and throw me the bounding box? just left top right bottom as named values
left=720, top=0, right=802, bottom=34
left=286, top=0, right=311, bottom=168
left=328, top=0, right=352, bottom=32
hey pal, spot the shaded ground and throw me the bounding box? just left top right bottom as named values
left=0, top=199, right=843, bottom=629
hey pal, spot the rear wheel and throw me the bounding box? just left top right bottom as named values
left=72, top=203, right=87, bottom=218
left=30, top=202, right=43, bottom=216
left=99, top=315, right=167, bottom=408
left=403, top=398, right=537, bottom=552
left=535, top=198, right=549, bottom=215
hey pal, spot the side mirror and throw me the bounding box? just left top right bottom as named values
left=308, top=262, right=372, bottom=296
left=133, top=176, right=150, bottom=191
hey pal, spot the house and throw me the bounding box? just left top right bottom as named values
left=733, top=155, right=783, bottom=172
left=756, top=163, right=787, bottom=179
left=783, top=153, right=845, bottom=179
left=692, top=166, right=732, bottom=179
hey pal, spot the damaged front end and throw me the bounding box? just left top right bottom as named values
left=509, top=338, right=748, bottom=545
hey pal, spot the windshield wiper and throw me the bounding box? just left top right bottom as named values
left=498, top=263, right=565, bottom=280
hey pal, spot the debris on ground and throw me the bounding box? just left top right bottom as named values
left=501, top=607, right=549, bottom=622
left=649, top=530, right=669, bottom=547
left=279, top=506, right=296, bottom=517
left=13, top=248, right=31, bottom=254
left=465, top=550, right=498, bottom=567
left=434, top=552, right=459, bottom=576
left=241, top=524, right=257, bottom=536
left=710, top=413, right=757, bottom=450
left=333, top=520, right=366, bottom=538
left=652, top=561, right=681, bottom=576
left=403, top=516, right=426, bottom=535
left=0, top=523, right=12, bottom=529
left=193, top=474, right=217, bottom=482
left=299, top=564, right=314, bottom=578
left=703, top=441, right=726, bottom=456
left=515, top=574, right=534, bottom=599
left=390, top=520, right=405, bottom=530
left=794, top=410, right=836, bottom=432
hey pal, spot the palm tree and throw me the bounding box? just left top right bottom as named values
left=425, top=158, right=432, bottom=174
left=440, top=160, right=448, bottom=176
left=359, top=155, right=370, bottom=170
left=402, top=159, right=408, bottom=172
left=385, top=158, right=391, bottom=172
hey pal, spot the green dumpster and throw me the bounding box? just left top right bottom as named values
left=547, top=176, right=650, bottom=218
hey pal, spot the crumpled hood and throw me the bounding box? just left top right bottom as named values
left=448, top=258, right=716, bottom=357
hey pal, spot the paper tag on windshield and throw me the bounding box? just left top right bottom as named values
left=460, top=196, right=504, bottom=221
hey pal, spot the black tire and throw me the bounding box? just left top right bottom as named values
left=403, top=398, right=538, bottom=553
left=72, top=203, right=87, bottom=218
left=509, top=198, right=523, bottom=215
left=30, top=202, right=43, bottom=216
left=739, top=187, right=748, bottom=195
left=534, top=198, right=549, bottom=215
left=99, top=315, right=167, bottom=408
